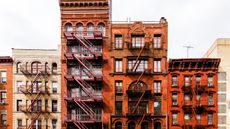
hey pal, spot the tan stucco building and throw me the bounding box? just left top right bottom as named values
left=12, top=48, right=61, bottom=129
left=204, top=38, right=230, bottom=129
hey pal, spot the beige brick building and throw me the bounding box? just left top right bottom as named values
left=204, top=38, right=230, bottom=129
left=12, top=48, right=61, bottom=129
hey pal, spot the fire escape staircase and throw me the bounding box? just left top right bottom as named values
left=73, top=121, right=88, bottom=129
left=73, top=54, right=97, bottom=79
left=26, top=112, right=42, bottom=129
left=74, top=100, right=96, bottom=120
left=73, top=34, right=100, bottom=56
left=74, top=77, right=100, bottom=101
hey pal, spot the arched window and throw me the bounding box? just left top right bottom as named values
left=52, top=63, right=57, bottom=73
left=115, top=122, right=122, bottom=129
left=128, top=81, right=148, bottom=91
left=64, top=23, right=73, bottom=32
left=154, top=122, right=161, bottom=129
left=45, top=62, right=48, bottom=73
left=16, top=62, right=22, bottom=73
left=141, top=122, right=148, bottom=129
left=128, top=122, right=135, bottom=129
left=76, top=23, right=84, bottom=35
left=98, top=23, right=105, bottom=36
left=31, top=61, right=41, bottom=74
left=87, top=23, right=94, bottom=36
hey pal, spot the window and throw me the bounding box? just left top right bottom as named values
left=184, top=113, right=191, bottom=121
left=131, top=36, right=145, bottom=48
left=208, top=93, right=214, bottom=106
left=87, top=23, right=94, bottom=36
left=154, top=101, right=161, bottom=114
left=154, top=81, right=161, bottom=93
left=196, top=76, right=201, bottom=85
left=17, top=100, right=22, bottom=111
left=0, top=91, right=6, bottom=104
left=141, top=122, right=148, bottom=129
left=52, top=100, right=57, bottom=112
left=0, top=71, right=6, bottom=83
left=208, top=113, right=213, bottom=125
left=76, top=23, right=83, bottom=35
left=1, top=110, right=6, bottom=126
left=115, top=122, right=122, bottom=129
left=64, top=23, right=73, bottom=32
left=115, top=59, right=122, bottom=73
left=115, top=101, right=122, bottom=115
left=154, top=60, right=161, bottom=72
left=52, top=119, right=57, bottom=129
left=31, top=62, right=41, bottom=74
left=52, top=81, right=58, bottom=94
left=128, top=60, right=148, bottom=72
left=115, top=35, right=123, bottom=49
left=208, top=76, right=214, bottom=87
left=172, top=76, right=178, bottom=87
left=115, top=81, right=122, bottom=93
left=52, top=63, right=57, bottom=73
left=98, top=23, right=105, bottom=36
left=184, top=76, right=191, bottom=86
left=184, top=94, right=192, bottom=101
left=128, top=122, right=135, bottom=129
left=16, top=81, right=22, bottom=93
left=153, top=34, right=161, bottom=48
left=172, top=93, right=178, bottom=106
left=172, top=113, right=178, bottom=125
left=196, top=114, right=201, bottom=123
left=17, top=119, right=22, bottom=128
left=16, top=62, right=22, bottom=73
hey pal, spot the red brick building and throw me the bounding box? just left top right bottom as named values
left=108, top=19, right=168, bottom=129
left=0, top=56, right=13, bottom=129
left=59, top=0, right=109, bottom=128
left=168, top=59, right=220, bottom=129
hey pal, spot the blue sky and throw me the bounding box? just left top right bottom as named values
left=0, top=0, right=229, bottom=58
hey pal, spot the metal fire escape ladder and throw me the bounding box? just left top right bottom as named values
left=74, top=121, right=88, bottom=129
left=26, top=112, right=42, bottom=129
left=138, top=113, right=146, bottom=128
left=74, top=100, right=96, bottom=119
left=131, top=44, right=146, bottom=72
left=132, top=91, right=146, bottom=114
left=73, top=54, right=96, bottom=78
left=74, top=77, right=95, bottom=99
left=73, top=34, right=96, bottom=55
left=27, top=90, right=42, bottom=112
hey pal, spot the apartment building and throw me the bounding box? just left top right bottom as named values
left=203, top=38, right=230, bottom=129
left=168, top=58, right=220, bottom=129
left=12, top=49, right=61, bottom=129
left=0, top=56, right=13, bottom=129
left=108, top=19, right=168, bottom=129
left=59, top=0, right=109, bottom=128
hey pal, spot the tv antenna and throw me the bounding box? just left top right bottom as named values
left=183, top=45, right=193, bottom=58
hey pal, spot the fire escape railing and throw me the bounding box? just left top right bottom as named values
left=73, top=77, right=102, bottom=101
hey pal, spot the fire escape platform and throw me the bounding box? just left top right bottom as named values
left=126, top=90, right=151, bottom=96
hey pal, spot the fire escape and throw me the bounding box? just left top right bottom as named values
left=19, top=65, right=50, bottom=129
left=64, top=31, right=103, bottom=129
left=126, top=40, right=151, bottom=126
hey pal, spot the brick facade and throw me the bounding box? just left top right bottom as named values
left=0, top=56, right=13, bottom=129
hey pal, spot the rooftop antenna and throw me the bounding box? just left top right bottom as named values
left=183, top=45, right=193, bottom=58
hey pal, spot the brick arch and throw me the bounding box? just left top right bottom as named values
left=128, top=80, right=148, bottom=91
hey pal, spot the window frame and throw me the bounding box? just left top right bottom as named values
left=114, top=35, right=123, bottom=49
left=154, top=60, right=161, bottom=72
left=153, top=34, right=162, bottom=49
left=115, top=59, right=123, bottom=73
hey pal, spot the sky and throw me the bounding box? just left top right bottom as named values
left=0, top=0, right=229, bottom=58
